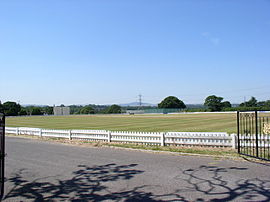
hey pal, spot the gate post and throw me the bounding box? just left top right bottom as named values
left=0, top=114, right=5, bottom=200
left=255, top=110, right=259, bottom=158
left=237, top=111, right=240, bottom=153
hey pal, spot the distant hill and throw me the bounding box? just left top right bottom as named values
left=119, top=102, right=157, bottom=107
left=22, top=104, right=48, bottom=107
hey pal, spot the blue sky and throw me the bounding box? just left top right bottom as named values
left=0, top=0, right=270, bottom=105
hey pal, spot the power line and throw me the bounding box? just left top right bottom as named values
left=138, top=94, right=142, bottom=107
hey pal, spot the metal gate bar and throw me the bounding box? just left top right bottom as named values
left=0, top=113, right=5, bottom=200
left=237, top=111, right=270, bottom=161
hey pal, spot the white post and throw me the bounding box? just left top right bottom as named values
left=108, top=131, right=111, bottom=142
left=39, top=129, right=42, bottom=137
left=161, top=132, right=165, bottom=146
left=16, top=127, right=19, bottom=135
left=69, top=130, right=72, bottom=140
left=231, top=134, right=237, bottom=149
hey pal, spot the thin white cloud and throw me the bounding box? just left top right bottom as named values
left=210, top=38, right=220, bottom=46
left=201, top=32, right=220, bottom=46
left=201, top=32, right=210, bottom=37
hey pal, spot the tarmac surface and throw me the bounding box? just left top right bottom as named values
left=3, top=136, right=270, bottom=201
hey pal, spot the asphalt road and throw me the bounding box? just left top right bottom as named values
left=3, top=136, right=270, bottom=201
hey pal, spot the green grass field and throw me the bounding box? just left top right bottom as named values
left=6, top=113, right=238, bottom=133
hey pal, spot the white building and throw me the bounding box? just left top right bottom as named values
left=53, top=107, right=70, bottom=116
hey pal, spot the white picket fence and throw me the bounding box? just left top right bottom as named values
left=5, top=127, right=237, bottom=148
left=238, top=135, right=270, bottom=147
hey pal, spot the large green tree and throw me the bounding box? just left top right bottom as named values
left=31, top=107, right=43, bottom=115
left=222, top=101, right=232, bottom=108
left=80, top=106, right=95, bottom=114
left=239, top=96, right=257, bottom=107
left=19, top=109, right=27, bottom=116
left=105, top=104, right=122, bottom=114
left=43, top=106, right=53, bottom=115
left=0, top=102, right=3, bottom=113
left=204, top=95, right=231, bottom=111
left=158, top=96, right=186, bottom=109
left=3, top=101, right=21, bottom=116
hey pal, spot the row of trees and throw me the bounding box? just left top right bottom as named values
left=0, top=101, right=21, bottom=116
left=1, top=95, right=270, bottom=116
left=76, top=104, right=122, bottom=114
left=156, top=95, right=270, bottom=112
left=0, top=101, right=53, bottom=116
left=204, top=96, right=270, bottom=112
left=0, top=101, right=123, bottom=116
left=204, top=95, right=231, bottom=111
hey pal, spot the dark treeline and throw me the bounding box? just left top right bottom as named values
left=184, top=96, right=270, bottom=112
left=69, top=104, right=108, bottom=114
left=0, top=101, right=123, bottom=116
left=1, top=95, right=270, bottom=116
left=0, top=101, right=53, bottom=116
left=69, top=104, right=122, bottom=114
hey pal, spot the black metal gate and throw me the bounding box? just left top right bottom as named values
left=0, top=113, right=5, bottom=199
left=237, top=111, right=270, bottom=161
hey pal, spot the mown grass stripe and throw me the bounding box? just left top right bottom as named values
left=6, top=113, right=239, bottom=133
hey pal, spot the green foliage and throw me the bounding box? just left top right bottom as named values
left=223, top=106, right=270, bottom=112
left=204, top=95, right=224, bottom=111
left=104, top=104, right=122, bottom=114
left=240, top=97, right=257, bottom=107
left=19, top=109, right=27, bottom=116
left=3, top=101, right=21, bottom=116
left=80, top=106, right=95, bottom=114
left=204, top=95, right=231, bottom=111
left=257, top=100, right=270, bottom=108
left=222, top=101, right=231, bottom=108
left=158, top=96, right=186, bottom=109
left=69, top=105, right=84, bottom=114
left=236, top=97, right=270, bottom=111
left=0, top=102, right=3, bottom=113
left=31, top=107, right=43, bottom=115
left=43, top=106, right=53, bottom=115
left=69, top=104, right=108, bottom=114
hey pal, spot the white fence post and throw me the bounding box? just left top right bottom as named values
left=108, top=131, right=111, bottom=142
left=39, top=129, right=42, bottom=137
left=231, top=134, right=237, bottom=149
left=161, top=132, right=165, bottom=146
left=69, top=130, right=72, bottom=140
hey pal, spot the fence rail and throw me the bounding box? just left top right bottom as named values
left=5, top=127, right=238, bottom=148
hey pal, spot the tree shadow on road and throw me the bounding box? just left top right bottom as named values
left=177, top=165, right=270, bottom=201
left=5, top=163, right=270, bottom=201
left=4, top=163, right=184, bottom=201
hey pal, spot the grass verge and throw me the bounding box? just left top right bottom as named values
left=108, top=143, right=238, bottom=158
